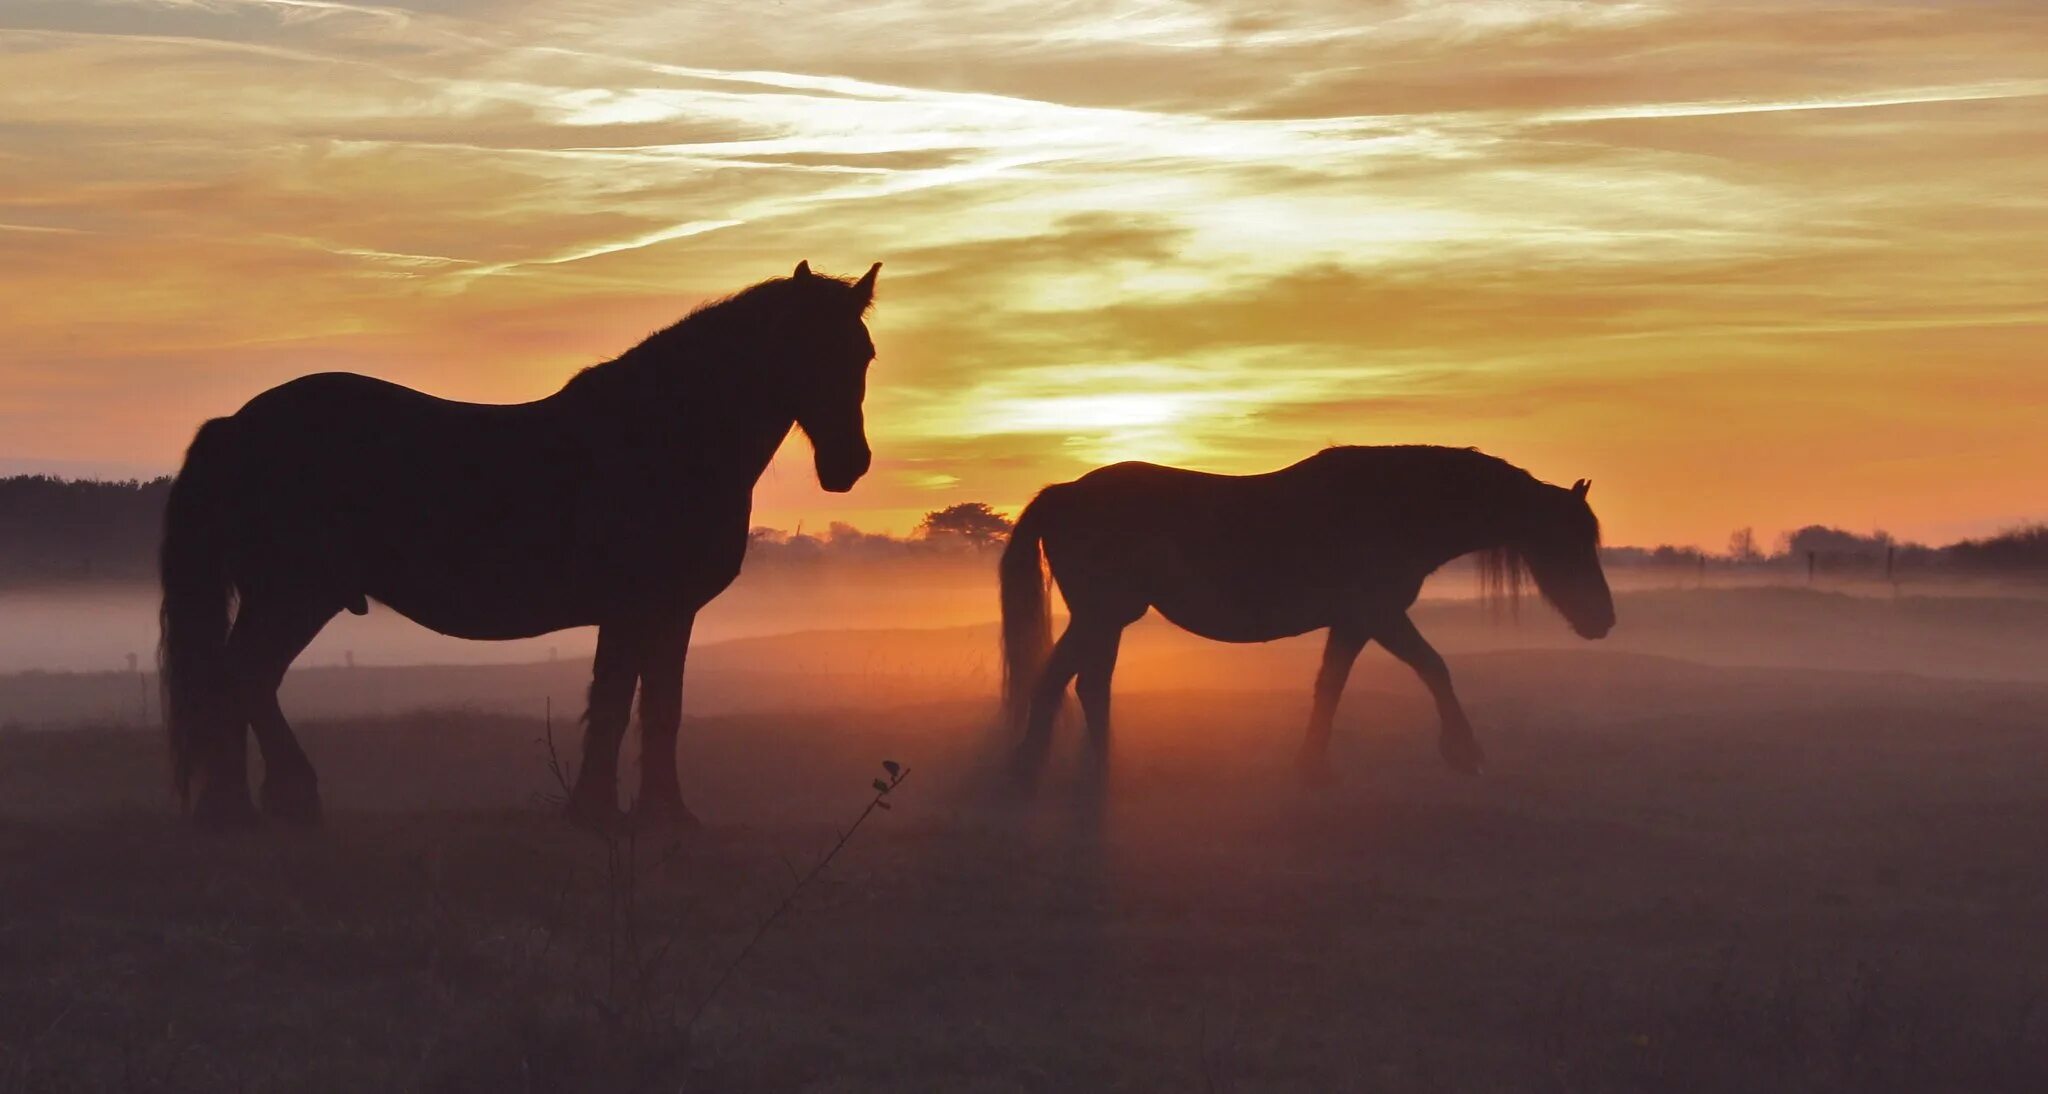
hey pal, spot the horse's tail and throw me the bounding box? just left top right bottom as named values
left=160, top=418, right=239, bottom=806
left=999, top=486, right=1062, bottom=732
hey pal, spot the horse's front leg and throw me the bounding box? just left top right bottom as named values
left=567, top=621, right=643, bottom=824
left=1373, top=612, right=1484, bottom=775
left=633, top=613, right=699, bottom=828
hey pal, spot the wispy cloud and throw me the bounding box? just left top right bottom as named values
left=0, top=222, right=90, bottom=235
left=1, top=0, right=2044, bottom=543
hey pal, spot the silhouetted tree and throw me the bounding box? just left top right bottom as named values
left=1781, top=525, right=1893, bottom=561
left=1648, top=544, right=1705, bottom=566
left=917, top=502, right=1013, bottom=548
left=1726, top=527, right=1763, bottom=563
left=1948, top=525, right=2048, bottom=572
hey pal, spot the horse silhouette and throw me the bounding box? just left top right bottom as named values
left=160, top=261, right=881, bottom=828
left=999, top=445, right=1614, bottom=784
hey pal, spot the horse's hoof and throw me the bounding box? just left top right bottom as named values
left=632, top=796, right=703, bottom=832
left=1439, top=734, right=1486, bottom=776
left=191, top=784, right=260, bottom=831
left=261, top=777, right=323, bottom=827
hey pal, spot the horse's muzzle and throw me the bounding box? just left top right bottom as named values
left=817, top=446, right=871, bottom=493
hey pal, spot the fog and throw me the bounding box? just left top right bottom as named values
left=0, top=560, right=995, bottom=674
left=9, top=556, right=2048, bottom=1089
left=15, top=553, right=2030, bottom=677
left=7, top=554, right=2048, bottom=733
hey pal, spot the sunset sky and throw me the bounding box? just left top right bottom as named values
left=2, top=0, right=2044, bottom=548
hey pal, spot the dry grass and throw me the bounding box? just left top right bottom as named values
left=2, top=644, right=2047, bottom=1091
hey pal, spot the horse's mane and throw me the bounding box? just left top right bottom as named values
left=1468, top=449, right=1539, bottom=619
left=1475, top=472, right=1604, bottom=620
left=558, top=271, right=869, bottom=398
left=1311, top=445, right=1594, bottom=620
left=1476, top=545, right=1527, bottom=620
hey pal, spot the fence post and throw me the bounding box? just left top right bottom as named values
left=1806, top=550, right=1816, bottom=586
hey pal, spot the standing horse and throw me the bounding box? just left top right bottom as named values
left=161, top=261, right=881, bottom=828
left=999, top=445, right=1614, bottom=784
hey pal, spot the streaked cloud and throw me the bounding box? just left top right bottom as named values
left=1, top=0, right=2044, bottom=545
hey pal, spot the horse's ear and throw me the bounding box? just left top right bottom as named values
left=853, top=262, right=880, bottom=306
left=1572, top=479, right=1591, bottom=498
left=792, top=260, right=812, bottom=280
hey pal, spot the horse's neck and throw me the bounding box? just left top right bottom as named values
left=1447, top=482, right=1532, bottom=561
left=1379, top=475, right=1529, bottom=570
left=553, top=353, right=794, bottom=487
left=680, top=398, right=792, bottom=485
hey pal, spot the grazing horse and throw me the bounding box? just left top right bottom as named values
left=161, top=261, right=881, bottom=828
left=999, top=445, right=1614, bottom=784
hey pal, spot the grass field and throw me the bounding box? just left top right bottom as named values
left=3, top=592, right=2047, bottom=1091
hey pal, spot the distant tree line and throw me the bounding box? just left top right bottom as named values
left=1600, top=523, right=2048, bottom=578
left=744, top=503, right=1015, bottom=567
left=0, top=479, right=1018, bottom=585
left=3, top=475, right=2044, bottom=585
left=0, top=476, right=172, bottom=585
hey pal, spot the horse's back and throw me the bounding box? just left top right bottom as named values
left=1051, top=458, right=1319, bottom=530
left=220, top=372, right=558, bottom=503
left=237, top=371, right=510, bottom=433
left=1051, top=448, right=1489, bottom=528
left=1032, top=452, right=1446, bottom=641
left=1069, top=459, right=1246, bottom=489
left=194, top=372, right=592, bottom=631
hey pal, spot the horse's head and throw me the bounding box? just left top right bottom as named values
left=776, top=260, right=879, bottom=493
left=1517, top=478, right=1615, bottom=639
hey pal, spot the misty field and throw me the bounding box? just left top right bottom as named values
left=3, top=589, right=2048, bottom=1091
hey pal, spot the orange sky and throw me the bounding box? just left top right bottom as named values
left=1, top=0, right=2044, bottom=548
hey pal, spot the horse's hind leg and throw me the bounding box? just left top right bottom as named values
left=1374, top=612, right=1483, bottom=775
left=226, top=595, right=337, bottom=825
left=1010, top=623, right=1089, bottom=783
left=188, top=704, right=257, bottom=831
left=1073, top=617, right=1132, bottom=763
left=566, top=622, right=642, bottom=825
left=1013, top=615, right=1129, bottom=784
left=1297, top=623, right=1367, bottom=787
